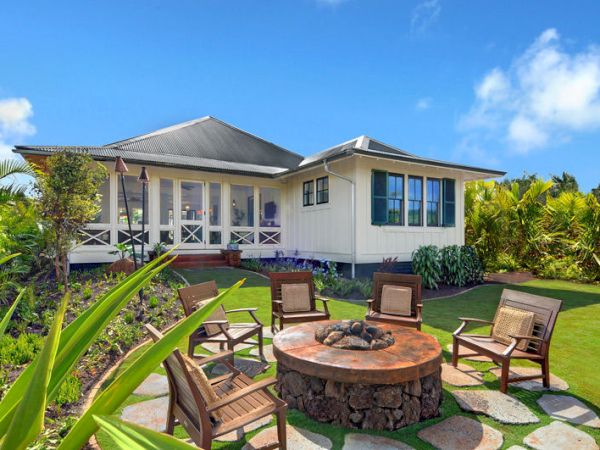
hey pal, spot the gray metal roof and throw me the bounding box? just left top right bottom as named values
left=14, top=117, right=505, bottom=178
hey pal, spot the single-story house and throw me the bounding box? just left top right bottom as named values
left=14, top=116, right=504, bottom=277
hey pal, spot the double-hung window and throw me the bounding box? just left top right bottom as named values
left=408, top=176, right=423, bottom=226
left=426, top=178, right=441, bottom=227
left=316, top=176, right=329, bottom=204
left=371, top=171, right=404, bottom=225
left=303, top=180, right=314, bottom=206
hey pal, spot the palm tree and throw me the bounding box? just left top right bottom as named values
left=0, top=158, right=36, bottom=202
left=550, top=171, right=579, bottom=197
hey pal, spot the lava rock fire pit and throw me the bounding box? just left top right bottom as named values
left=315, top=320, right=395, bottom=350
left=274, top=320, right=442, bottom=430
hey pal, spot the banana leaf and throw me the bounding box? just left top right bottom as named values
left=0, top=251, right=175, bottom=436
left=58, top=278, right=244, bottom=450
left=0, top=287, right=26, bottom=336
left=93, top=415, right=200, bottom=450
left=0, top=293, right=69, bottom=450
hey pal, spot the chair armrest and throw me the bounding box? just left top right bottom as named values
left=416, top=304, right=423, bottom=322
left=206, top=377, right=277, bottom=412
left=226, top=308, right=258, bottom=313
left=191, top=350, right=234, bottom=366
left=503, top=335, right=544, bottom=357
left=272, top=300, right=283, bottom=314
left=203, top=320, right=229, bottom=325
left=453, top=317, right=494, bottom=337
left=366, top=299, right=374, bottom=313
left=316, top=296, right=330, bottom=315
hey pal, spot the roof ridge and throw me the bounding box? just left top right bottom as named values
left=104, top=116, right=213, bottom=147
left=363, top=136, right=417, bottom=157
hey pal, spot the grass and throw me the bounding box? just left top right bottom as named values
left=96, top=268, right=600, bottom=449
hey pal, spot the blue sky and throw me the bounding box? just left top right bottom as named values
left=1, top=0, right=599, bottom=190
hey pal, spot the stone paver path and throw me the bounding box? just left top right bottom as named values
left=262, top=327, right=274, bottom=339
left=446, top=344, right=493, bottom=362
left=489, top=366, right=569, bottom=392
left=242, top=425, right=332, bottom=450
left=417, top=415, right=503, bottom=450
left=343, top=433, right=414, bottom=450
left=215, top=415, right=272, bottom=442
left=441, top=362, right=484, bottom=386
left=506, top=446, right=528, bottom=450
left=249, top=344, right=276, bottom=362
left=452, top=390, right=539, bottom=424
left=537, top=394, right=600, bottom=428
left=201, top=341, right=255, bottom=354
left=120, top=396, right=169, bottom=432
left=211, top=357, right=269, bottom=378
left=523, top=421, right=599, bottom=450
left=133, top=373, right=169, bottom=397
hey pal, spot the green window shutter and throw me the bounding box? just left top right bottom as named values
left=372, top=171, right=388, bottom=225
left=442, top=178, right=456, bottom=227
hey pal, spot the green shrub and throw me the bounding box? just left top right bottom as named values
left=148, top=296, right=159, bottom=309
left=540, top=256, right=586, bottom=281
left=412, top=245, right=441, bottom=289
left=0, top=333, right=43, bottom=366
left=55, top=373, right=81, bottom=406
left=123, top=311, right=134, bottom=324
left=440, top=245, right=467, bottom=287
left=241, top=258, right=262, bottom=272
left=493, top=253, right=521, bottom=272
left=82, top=286, right=93, bottom=300
left=462, top=246, right=484, bottom=285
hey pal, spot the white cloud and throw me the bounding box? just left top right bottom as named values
left=0, top=97, right=36, bottom=157
left=416, top=97, right=432, bottom=110
left=460, top=28, right=600, bottom=153
left=410, top=0, right=441, bottom=36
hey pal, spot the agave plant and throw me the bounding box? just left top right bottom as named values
left=0, top=247, right=245, bottom=449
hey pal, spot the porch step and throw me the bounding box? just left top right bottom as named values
left=171, top=254, right=228, bottom=269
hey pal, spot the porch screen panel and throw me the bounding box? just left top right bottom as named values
left=259, top=188, right=280, bottom=227
left=159, top=179, right=174, bottom=244
left=209, top=183, right=222, bottom=245
left=442, top=178, right=456, bottom=227
left=81, top=174, right=112, bottom=247
left=91, top=175, right=110, bottom=224
left=118, top=175, right=148, bottom=225
left=231, top=185, right=254, bottom=227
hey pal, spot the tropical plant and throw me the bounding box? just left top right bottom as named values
left=550, top=171, right=579, bottom=197
left=440, top=245, right=467, bottom=287
left=34, top=151, right=108, bottom=287
left=0, top=250, right=176, bottom=447
left=0, top=159, right=36, bottom=203
left=109, top=242, right=134, bottom=260
left=412, top=245, right=441, bottom=289
left=378, top=256, right=398, bottom=273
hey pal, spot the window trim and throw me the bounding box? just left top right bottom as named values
left=408, top=175, right=423, bottom=227
left=303, top=180, right=314, bottom=207
left=426, top=177, right=442, bottom=227
left=316, top=176, right=329, bottom=205
left=371, top=170, right=405, bottom=226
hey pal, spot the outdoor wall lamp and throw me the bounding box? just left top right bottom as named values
left=114, top=156, right=138, bottom=270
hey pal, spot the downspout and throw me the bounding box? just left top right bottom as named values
left=324, top=160, right=356, bottom=279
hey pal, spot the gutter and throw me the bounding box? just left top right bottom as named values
left=323, top=159, right=356, bottom=279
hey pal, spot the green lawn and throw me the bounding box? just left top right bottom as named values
left=96, top=268, right=600, bottom=450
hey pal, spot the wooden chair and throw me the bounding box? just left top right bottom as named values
left=365, top=273, right=423, bottom=330
left=178, top=281, right=264, bottom=361
left=146, top=324, right=287, bottom=450
left=269, top=271, right=330, bottom=333
left=452, top=288, right=562, bottom=393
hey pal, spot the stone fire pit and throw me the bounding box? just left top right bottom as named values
left=273, top=320, right=443, bottom=431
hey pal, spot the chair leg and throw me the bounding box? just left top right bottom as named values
left=165, top=398, right=175, bottom=435
left=541, top=358, right=550, bottom=388
left=276, top=408, right=287, bottom=450
left=279, top=317, right=284, bottom=333
left=258, top=328, right=265, bottom=362
left=451, top=338, right=459, bottom=367
left=500, top=359, right=511, bottom=394
left=187, top=338, right=195, bottom=358
left=271, top=314, right=276, bottom=334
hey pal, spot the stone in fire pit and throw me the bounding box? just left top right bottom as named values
left=315, top=320, right=395, bottom=350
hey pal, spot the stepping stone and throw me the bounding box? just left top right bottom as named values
left=523, top=421, right=599, bottom=450
left=262, top=327, right=274, bottom=339
left=506, top=447, right=528, bottom=450
left=343, top=433, right=414, bottom=449
left=201, top=341, right=255, bottom=354
left=452, top=390, right=539, bottom=424
left=446, top=344, right=493, bottom=362
left=120, top=397, right=169, bottom=432
left=215, top=415, right=272, bottom=442
left=417, top=415, right=503, bottom=450
left=133, top=373, right=169, bottom=397
left=489, top=366, right=568, bottom=391
left=441, top=362, right=484, bottom=386
left=537, top=395, right=600, bottom=428
left=211, top=357, right=269, bottom=378
left=243, top=424, right=332, bottom=450
left=249, top=344, right=276, bottom=363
